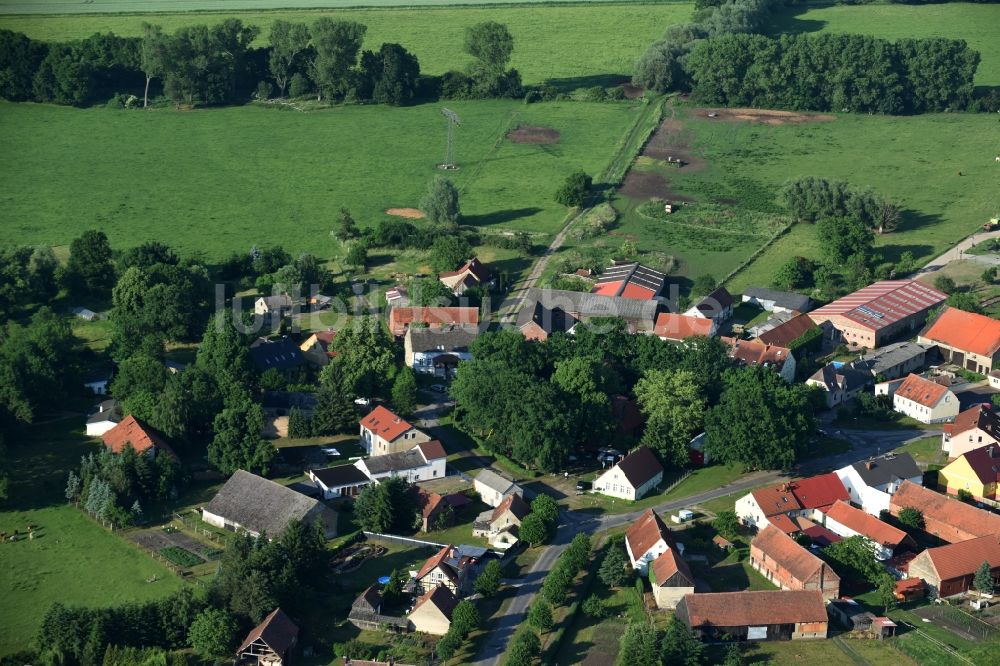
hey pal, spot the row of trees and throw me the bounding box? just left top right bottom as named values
left=0, top=19, right=523, bottom=107
left=688, top=33, right=980, bottom=114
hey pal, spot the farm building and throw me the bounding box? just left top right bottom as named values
left=654, top=313, right=716, bottom=341
left=749, top=526, right=840, bottom=600
left=388, top=306, right=479, bottom=337
left=473, top=469, right=525, bottom=508
left=404, top=325, right=478, bottom=377
left=308, top=465, right=371, bottom=499
left=438, top=258, right=493, bottom=295
left=937, top=444, right=1000, bottom=501
left=359, top=405, right=431, bottom=456
left=835, top=453, right=922, bottom=516
left=86, top=399, right=122, bottom=437
left=625, top=508, right=683, bottom=576
left=203, top=470, right=338, bottom=539
left=651, top=546, right=695, bottom=610
left=889, top=480, right=1000, bottom=543
left=806, top=361, right=873, bottom=409
left=676, top=590, right=828, bottom=641
left=807, top=280, right=946, bottom=349
left=249, top=337, right=306, bottom=378
left=918, top=306, right=1000, bottom=374
left=943, top=404, right=1000, bottom=459
left=101, top=415, right=176, bottom=460
left=355, top=440, right=447, bottom=484
left=254, top=295, right=294, bottom=318
left=823, top=500, right=915, bottom=560
left=892, top=374, right=960, bottom=424
left=721, top=337, right=796, bottom=383
left=593, top=446, right=664, bottom=501
left=856, top=341, right=930, bottom=380
left=684, top=286, right=734, bottom=323
left=908, top=535, right=1000, bottom=598
left=413, top=545, right=488, bottom=597
left=472, top=493, right=529, bottom=547
left=741, top=288, right=813, bottom=314
left=591, top=261, right=667, bottom=301
left=517, top=301, right=579, bottom=341
left=735, top=474, right=849, bottom=531
left=756, top=313, right=820, bottom=350
left=517, top=287, right=660, bottom=335
left=235, top=608, right=298, bottom=666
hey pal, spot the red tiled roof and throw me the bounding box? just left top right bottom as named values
left=956, top=444, right=1000, bottom=486
left=751, top=485, right=803, bottom=517
left=789, top=473, right=850, bottom=512
left=752, top=525, right=835, bottom=585
left=360, top=405, right=415, bottom=443
left=921, top=307, right=1000, bottom=357
left=919, top=534, right=1000, bottom=582
left=237, top=608, right=298, bottom=656
left=388, top=307, right=479, bottom=336
left=626, top=508, right=674, bottom=561
left=417, top=545, right=454, bottom=581
left=654, top=313, right=714, bottom=340
left=891, top=481, right=1000, bottom=542
left=809, top=280, right=946, bottom=332
left=439, top=258, right=491, bottom=284
left=895, top=577, right=925, bottom=594
left=948, top=404, right=1000, bottom=439
left=895, top=374, right=950, bottom=409
left=800, top=523, right=842, bottom=548
left=757, top=314, right=819, bottom=348
left=767, top=514, right=801, bottom=534
left=416, top=439, right=447, bottom=460
left=826, top=500, right=911, bottom=549
left=721, top=337, right=793, bottom=370
left=415, top=489, right=446, bottom=520
left=411, top=584, right=459, bottom=619
left=591, top=262, right=665, bottom=300
left=491, top=493, right=531, bottom=524
left=101, top=415, right=176, bottom=459
left=652, top=547, right=694, bottom=587
left=680, top=590, right=827, bottom=628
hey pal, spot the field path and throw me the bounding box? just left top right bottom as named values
left=916, top=229, right=1000, bottom=275
left=496, top=96, right=669, bottom=326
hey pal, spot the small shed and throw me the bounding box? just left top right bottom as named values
left=895, top=577, right=926, bottom=602
left=236, top=608, right=299, bottom=666
left=713, top=535, right=734, bottom=551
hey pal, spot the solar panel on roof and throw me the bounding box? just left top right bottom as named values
left=856, top=305, right=884, bottom=319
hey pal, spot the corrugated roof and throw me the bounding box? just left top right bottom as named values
left=360, top=405, right=417, bottom=443
left=920, top=534, right=1000, bottom=582
left=809, top=280, right=946, bottom=332
left=679, top=590, right=827, bottom=628
left=895, top=374, right=950, bottom=408
left=204, top=471, right=338, bottom=538
left=654, top=313, right=714, bottom=340
left=742, top=288, right=812, bottom=312
left=826, top=500, right=911, bottom=549
left=921, top=307, right=1000, bottom=357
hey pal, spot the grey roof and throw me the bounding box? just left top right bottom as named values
left=311, top=464, right=370, bottom=488
left=742, top=288, right=813, bottom=313
left=204, top=470, right=338, bottom=537
left=616, top=446, right=664, bottom=488
left=361, top=448, right=430, bottom=475
left=517, top=288, right=661, bottom=330
left=406, top=325, right=480, bottom=353
left=87, top=399, right=121, bottom=424
left=692, top=287, right=733, bottom=317
left=809, top=362, right=873, bottom=393
left=857, top=342, right=929, bottom=376
left=849, top=453, right=921, bottom=487
left=594, top=262, right=666, bottom=297
left=517, top=301, right=578, bottom=336
left=250, top=337, right=306, bottom=372
left=475, top=469, right=521, bottom=495
left=748, top=311, right=797, bottom=337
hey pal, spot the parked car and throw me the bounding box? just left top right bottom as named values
left=576, top=480, right=592, bottom=491
left=320, top=447, right=341, bottom=456
left=354, top=397, right=370, bottom=406
left=429, top=384, right=447, bottom=393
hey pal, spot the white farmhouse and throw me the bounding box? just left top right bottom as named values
left=359, top=405, right=431, bottom=456
left=354, top=440, right=447, bottom=484
left=892, top=374, right=960, bottom=424
left=473, top=469, right=524, bottom=508
left=593, top=446, right=664, bottom=501
left=834, top=452, right=922, bottom=516
left=625, top=508, right=685, bottom=574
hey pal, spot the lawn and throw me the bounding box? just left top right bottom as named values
left=0, top=416, right=184, bottom=656
left=0, top=2, right=693, bottom=85
left=770, top=2, right=1000, bottom=86
left=0, top=99, right=644, bottom=260
left=898, top=435, right=946, bottom=468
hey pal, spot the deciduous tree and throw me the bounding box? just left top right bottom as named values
left=420, top=176, right=461, bottom=226
left=527, top=599, right=553, bottom=633
left=635, top=369, right=707, bottom=466
left=268, top=20, right=310, bottom=97
left=188, top=609, right=237, bottom=658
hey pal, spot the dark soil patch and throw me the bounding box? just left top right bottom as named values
left=641, top=118, right=707, bottom=171
left=621, top=83, right=644, bottom=99
left=696, top=107, right=836, bottom=125
left=618, top=171, right=696, bottom=202
left=131, top=528, right=209, bottom=563
left=507, top=125, right=560, bottom=144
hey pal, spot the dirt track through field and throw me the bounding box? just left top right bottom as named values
left=696, top=107, right=836, bottom=125
left=507, top=125, right=560, bottom=144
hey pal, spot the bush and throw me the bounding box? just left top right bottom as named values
left=572, top=202, right=617, bottom=239
left=934, top=275, right=957, bottom=294
left=289, top=73, right=310, bottom=97
left=555, top=170, right=592, bottom=207
left=256, top=80, right=273, bottom=100
left=524, top=89, right=542, bottom=104
left=582, top=594, right=607, bottom=618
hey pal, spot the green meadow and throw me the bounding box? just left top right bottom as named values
left=0, top=99, right=644, bottom=259
left=770, top=2, right=1000, bottom=86
left=0, top=2, right=693, bottom=84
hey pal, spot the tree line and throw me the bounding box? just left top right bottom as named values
left=633, top=0, right=991, bottom=114
left=0, top=19, right=523, bottom=108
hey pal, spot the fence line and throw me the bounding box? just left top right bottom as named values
left=662, top=470, right=693, bottom=495
left=172, top=511, right=228, bottom=546
left=364, top=531, right=446, bottom=549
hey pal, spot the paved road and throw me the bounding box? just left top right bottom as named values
left=916, top=229, right=1000, bottom=274
left=468, top=426, right=928, bottom=665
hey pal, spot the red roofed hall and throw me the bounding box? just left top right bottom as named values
left=824, top=500, right=916, bottom=560
left=677, top=590, right=828, bottom=641
left=889, top=480, right=1000, bottom=543
left=908, top=534, right=1000, bottom=598
left=808, top=279, right=947, bottom=349
left=654, top=313, right=716, bottom=342
left=388, top=307, right=479, bottom=336
left=736, top=474, right=848, bottom=530
left=749, top=525, right=840, bottom=600
left=591, top=262, right=666, bottom=301
left=101, top=415, right=176, bottom=459
left=919, top=306, right=1000, bottom=374
left=359, top=405, right=431, bottom=456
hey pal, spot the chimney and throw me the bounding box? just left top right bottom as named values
left=866, top=461, right=875, bottom=470
left=989, top=446, right=996, bottom=459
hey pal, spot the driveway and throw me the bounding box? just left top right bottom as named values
left=916, top=230, right=1000, bottom=274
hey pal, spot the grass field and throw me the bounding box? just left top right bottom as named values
left=0, top=417, right=183, bottom=656
left=0, top=2, right=692, bottom=85
left=771, top=2, right=1000, bottom=86
left=0, top=99, right=644, bottom=259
